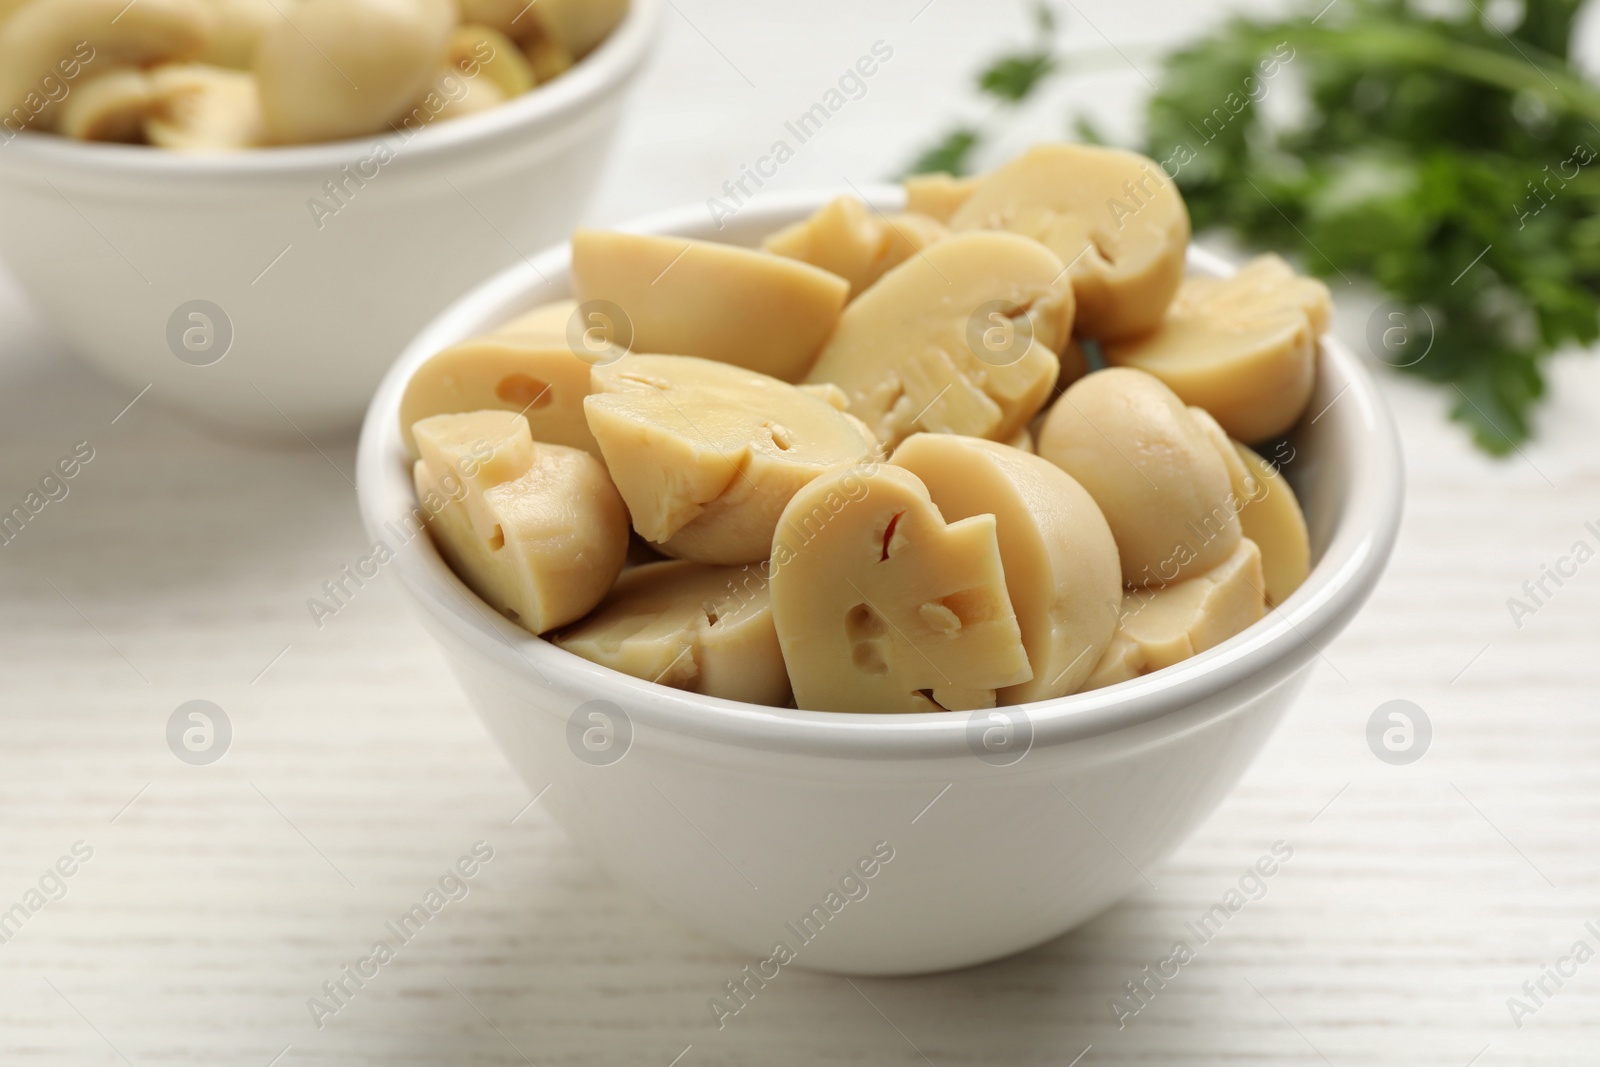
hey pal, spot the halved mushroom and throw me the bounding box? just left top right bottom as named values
left=570, top=229, right=850, bottom=382
left=1080, top=538, right=1266, bottom=691
left=763, top=196, right=948, bottom=299
left=803, top=231, right=1074, bottom=449
left=1186, top=403, right=1311, bottom=606
left=903, top=172, right=978, bottom=223
left=0, top=0, right=215, bottom=131
left=1037, top=367, right=1240, bottom=587
left=1103, top=254, right=1332, bottom=443
left=144, top=63, right=263, bottom=150
left=892, top=434, right=1122, bottom=700
left=447, top=23, right=534, bottom=97
left=493, top=299, right=578, bottom=343
left=554, top=560, right=790, bottom=706
left=412, top=410, right=628, bottom=633
left=583, top=354, right=875, bottom=565
left=1233, top=442, right=1310, bottom=606
left=57, top=68, right=155, bottom=143
left=520, top=0, right=626, bottom=58
left=399, top=334, right=600, bottom=460
left=255, top=0, right=453, bottom=144
left=949, top=143, right=1189, bottom=340
left=769, top=463, right=1032, bottom=714
left=199, top=0, right=277, bottom=68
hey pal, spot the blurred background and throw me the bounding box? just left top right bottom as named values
left=2, top=0, right=1598, bottom=1063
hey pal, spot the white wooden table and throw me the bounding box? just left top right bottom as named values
left=3, top=2, right=1598, bottom=1064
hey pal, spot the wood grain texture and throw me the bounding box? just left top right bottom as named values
left=2, top=2, right=1598, bottom=1063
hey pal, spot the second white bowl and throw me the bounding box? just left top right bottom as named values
left=0, top=0, right=658, bottom=437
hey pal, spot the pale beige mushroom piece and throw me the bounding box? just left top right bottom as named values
left=255, top=0, right=453, bottom=144
left=413, top=410, right=628, bottom=634
left=1103, top=254, right=1332, bottom=443
left=893, top=434, right=1122, bottom=700
left=1080, top=538, right=1265, bottom=690
left=0, top=0, right=215, bottom=131
left=493, top=299, right=578, bottom=343
left=199, top=0, right=277, bottom=68
left=523, top=0, right=626, bottom=57
left=1233, top=442, right=1310, bottom=606
left=804, top=231, right=1074, bottom=449
left=903, top=172, right=979, bottom=223
left=949, top=143, right=1190, bottom=340
left=447, top=23, right=534, bottom=97
left=555, top=560, right=791, bottom=706
left=1005, top=425, right=1033, bottom=453
left=456, top=0, right=527, bottom=36
left=523, top=27, right=573, bottom=83
left=570, top=230, right=849, bottom=383
left=399, top=336, right=601, bottom=460
left=763, top=197, right=948, bottom=299
left=584, top=354, right=875, bottom=565
left=414, top=65, right=507, bottom=124
left=769, top=463, right=1032, bottom=714
left=1187, top=404, right=1313, bottom=605
left=144, top=64, right=263, bottom=150
left=1037, top=367, right=1240, bottom=587
left=57, top=69, right=155, bottom=143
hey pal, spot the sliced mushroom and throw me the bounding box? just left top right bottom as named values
left=583, top=354, right=875, bottom=565
left=949, top=143, right=1190, bottom=340
left=892, top=433, right=1122, bottom=700
left=1037, top=367, right=1240, bottom=587
left=554, top=560, right=791, bottom=706
left=1103, top=254, right=1332, bottom=442
left=903, top=172, right=978, bottom=223
left=447, top=23, right=534, bottom=97
left=769, top=463, right=1032, bottom=714
left=57, top=68, right=154, bottom=143
left=521, top=0, right=626, bottom=58
left=399, top=335, right=600, bottom=460
left=144, top=63, right=263, bottom=150
left=1080, top=538, right=1265, bottom=690
left=0, top=0, right=215, bottom=131
left=804, top=231, right=1073, bottom=450
left=570, top=229, right=850, bottom=383
left=255, top=0, right=453, bottom=144
left=492, top=298, right=577, bottom=343
left=198, top=0, right=277, bottom=68
left=1233, top=442, right=1310, bottom=606
left=763, top=196, right=948, bottom=300
left=412, top=410, right=628, bottom=634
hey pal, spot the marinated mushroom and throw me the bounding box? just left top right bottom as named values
left=1104, top=254, right=1332, bottom=442
left=58, top=68, right=155, bottom=143
left=399, top=335, right=600, bottom=460
left=255, top=0, right=454, bottom=145
left=199, top=0, right=276, bottom=68
left=892, top=434, right=1122, bottom=700
left=0, top=0, right=214, bottom=131
left=570, top=229, right=850, bottom=382
left=144, top=63, right=263, bottom=150
left=413, top=410, right=629, bottom=633
left=555, top=560, right=790, bottom=706
left=1081, top=538, right=1265, bottom=690
left=949, top=143, right=1190, bottom=340
left=1233, top=442, right=1310, bottom=606
left=769, top=463, right=1032, bottom=714
left=903, top=172, right=978, bottom=223
left=583, top=354, right=875, bottom=565
left=763, top=196, right=948, bottom=299
left=1037, top=367, right=1241, bottom=587
left=803, top=231, right=1074, bottom=449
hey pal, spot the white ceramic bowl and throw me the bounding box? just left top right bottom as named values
left=356, top=188, right=1404, bottom=975
left=0, top=0, right=659, bottom=437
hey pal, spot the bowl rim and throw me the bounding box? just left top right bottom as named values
left=0, top=0, right=660, bottom=178
left=356, top=185, right=1405, bottom=760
